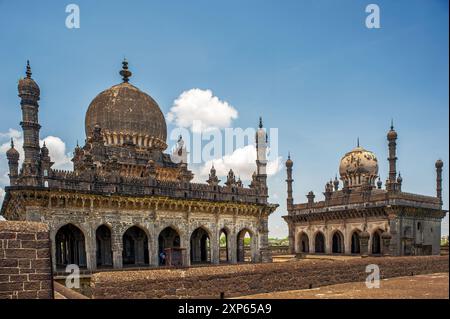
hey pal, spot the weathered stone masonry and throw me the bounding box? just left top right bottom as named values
left=0, top=221, right=53, bottom=299
left=90, top=256, right=449, bottom=299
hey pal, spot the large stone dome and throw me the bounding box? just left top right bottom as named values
left=339, top=145, right=378, bottom=188
left=85, top=61, right=167, bottom=151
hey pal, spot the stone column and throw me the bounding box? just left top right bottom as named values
left=211, top=227, right=220, bottom=264
left=86, top=248, right=96, bottom=271
left=382, top=232, right=392, bottom=256
left=182, top=234, right=191, bottom=267
left=359, top=231, right=370, bottom=257
left=258, top=217, right=272, bottom=263
left=149, top=235, right=158, bottom=267
left=112, top=247, right=123, bottom=269
left=230, top=232, right=237, bottom=264
left=288, top=223, right=295, bottom=254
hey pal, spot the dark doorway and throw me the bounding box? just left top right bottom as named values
left=314, top=232, right=325, bottom=253
left=96, top=225, right=112, bottom=267
left=372, top=231, right=381, bottom=255
left=190, top=227, right=211, bottom=263
left=55, top=224, right=87, bottom=268
left=332, top=231, right=344, bottom=254
left=158, top=227, right=181, bottom=265
left=237, top=229, right=252, bottom=262
left=351, top=232, right=361, bottom=254
left=219, top=229, right=229, bottom=262
left=299, top=233, right=309, bottom=253
left=122, top=226, right=149, bottom=266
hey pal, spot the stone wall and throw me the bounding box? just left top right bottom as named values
left=0, top=221, right=53, bottom=299
left=90, top=256, right=448, bottom=299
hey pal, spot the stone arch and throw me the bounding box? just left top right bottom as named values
left=314, top=231, right=326, bottom=253
left=371, top=228, right=383, bottom=255
left=297, top=232, right=309, bottom=253
left=96, top=224, right=113, bottom=267
left=236, top=228, right=255, bottom=262
left=55, top=223, right=87, bottom=269
left=219, top=227, right=231, bottom=263
left=332, top=230, right=345, bottom=254
left=350, top=229, right=361, bottom=254
left=158, top=226, right=181, bottom=266
left=190, top=226, right=212, bottom=264
left=122, top=225, right=149, bottom=266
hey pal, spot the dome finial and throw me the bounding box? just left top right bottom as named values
left=357, top=137, right=360, bottom=148
left=259, top=116, right=263, bottom=128
left=288, top=151, right=291, bottom=160
left=26, top=60, right=32, bottom=78
left=10, top=138, right=14, bottom=148
left=390, top=118, right=394, bottom=130
left=119, top=58, right=132, bottom=83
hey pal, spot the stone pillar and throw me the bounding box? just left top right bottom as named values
left=382, top=232, right=392, bottom=256
left=112, top=248, right=123, bottom=269
left=211, top=228, right=220, bottom=264
left=182, top=234, right=191, bottom=267
left=149, top=236, right=158, bottom=267
left=359, top=231, right=370, bottom=257
left=258, top=217, right=272, bottom=263
left=230, top=232, right=237, bottom=264
left=288, top=223, right=295, bottom=254
left=86, top=248, right=96, bottom=271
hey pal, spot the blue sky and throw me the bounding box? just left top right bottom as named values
left=0, top=0, right=448, bottom=237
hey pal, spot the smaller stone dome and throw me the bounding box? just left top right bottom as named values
left=387, top=129, right=397, bottom=140
left=339, top=143, right=379, bottom=188
left=18, top=61, right=40, bottom=98
left=286, top=153, right=293, bottom=168
left=6, top=139, right=19, bottom=161
left=387, top=121, right=397, bottom=140
left=41, top=142, right=49, bottom=157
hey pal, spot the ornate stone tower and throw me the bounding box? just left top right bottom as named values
left=435, top=159, right=444, bottom=206
left=18, top=61, right=42, bottom=186
left=285, top=153, right=294, bottom=208
left=255, top=117, right=268, bottom=192
left=386, top=120, right=398, bottom=192
left=6, top=139, right=20, bottom=186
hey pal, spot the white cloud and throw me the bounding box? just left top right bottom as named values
left=194, top=144, right=282, bottom=183
left=40, top=136, right=72, bottom=170
left=167, top=88, right=238, bottom=133
left=0, top=129, right=73, bottom=174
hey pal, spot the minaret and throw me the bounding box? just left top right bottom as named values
left=435, top=159, right=444, bottom=206
left=255, top=117, right=268, bottom=190
left=386, top=120, right=398, bottom=192
left=18, top=61, right=41, bottom=186
left=6, top=139, right=20, bottom=186
left=285, top=153, right=294, bottom=208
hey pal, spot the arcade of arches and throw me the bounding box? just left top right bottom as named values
left=294, top=226, right=391, bottom=256
left=52, top=222, right=259, bottom=270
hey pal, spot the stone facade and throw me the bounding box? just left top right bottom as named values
left=0, top=221, right=53, bottom=299
left=90, top=256, right=449, bottom=299
left=1, top=61, right=278, bottom=272
left=284, top=125, right=446, bottom=257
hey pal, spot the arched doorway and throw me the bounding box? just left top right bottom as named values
left=219, top=229, right=230, bottom=263
left=158, top=227, right=181, bottom=265
left=122, top=226, right=149, bottom=266
left=190, top=227, right=211, bottom=264
left=55, top=224, right=87, bottom=268
left=96, top=225, right=112, bottom=267
left=332, top=231, right=344, bottom=254
left=298, top=233, right=309, bottom=253
left=351, top=231, right=361, bottom=254
left=371, top=231, right=382, bottom=255
left=314, top=232, right=325, bottom=253
left=237, top=229, right=253, bottom=262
